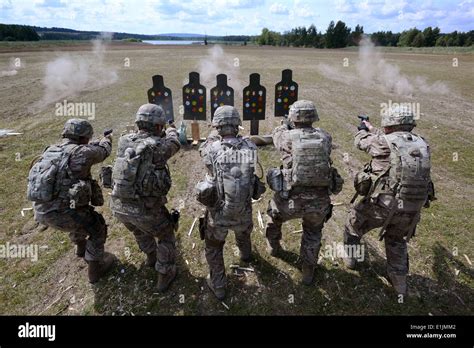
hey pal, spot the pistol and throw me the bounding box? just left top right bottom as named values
left=104, top=128, right=113, bottom=137
left=357, top=114, right=370, bottom=131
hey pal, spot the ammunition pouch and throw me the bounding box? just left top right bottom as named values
left=266, top=167, right=284, bottom=192
left=100, top=165, right=113, bottom=189
left=195, top=175, right=218, bottom=207
left=354, top=169, right=372, bottom=197
left=68, top=180, right=91, bottom=207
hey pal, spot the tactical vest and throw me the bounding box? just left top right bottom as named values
left=384, top=132, right=431, bottom=202
left=286, top=128, right=331, bottom=188
left=27, top=143, right=80, bottom=204
left=213, top=138, right=256, bottom=219
left=111, top=134, right=171, bottom=200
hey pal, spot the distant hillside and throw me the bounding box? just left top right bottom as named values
left=11, top=25, right=252, bottom=42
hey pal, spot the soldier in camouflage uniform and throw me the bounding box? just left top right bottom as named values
left=265, top=100, right=343, bottom=285
left=32, top=119, right=115, bottom=283
left=110, top=104, right=180, bottom=292
left=197, top=106, right=264, bottom=300
left=343, top=107, right=435, bottom=296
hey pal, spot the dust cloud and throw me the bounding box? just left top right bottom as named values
left=318, top=36, right=450, bottom=96
left=34, top=32, right=118, bottom=110
left=197, top=45, right=244, bottom=97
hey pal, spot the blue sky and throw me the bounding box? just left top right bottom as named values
left=0, top=0, right=472, bottom=35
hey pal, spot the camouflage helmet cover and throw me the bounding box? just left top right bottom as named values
left=212, top=105, right=242, bottom=128
left=62, top=118, right=93, bottom=139
left=288, top=100, right=319, bottom=123
left=135, top=103, right=166, bottom=126
left=381, top=105, right=417, bottom=127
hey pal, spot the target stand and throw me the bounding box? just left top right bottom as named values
left=274, top=69, right=298, bottom=117
left=210, top=74, right=234, bottom=119
left=183, top=72, right=207, bottom=145
left=243, top=73, right=266, bottom=135
left=148, top=75, right=174, bottom=122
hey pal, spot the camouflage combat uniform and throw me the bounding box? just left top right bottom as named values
left=199, top=135, right=257, bottom=290
left=34, top=137, right=112, bottom=262
left=111, top=127, right=180, bottom=276
left=344, top=128, right=427, bottom=280
left=266, top=125, right=333, bottom=268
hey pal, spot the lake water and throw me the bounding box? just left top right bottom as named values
left=143, top=40, right=204, bottom=45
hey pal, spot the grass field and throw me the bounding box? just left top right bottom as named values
left=0, top=42, right=472, bottom=315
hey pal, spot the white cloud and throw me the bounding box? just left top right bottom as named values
left=270, top=3, right=289, bottom=15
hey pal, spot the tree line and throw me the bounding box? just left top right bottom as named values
left=256, top=21, right=474, bottom=48
left=0, top=24, right=40, bottom=41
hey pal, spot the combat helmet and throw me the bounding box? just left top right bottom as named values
left=135, top=103, right=166, bottom=126
left=288, top=100, right=319, bottom=123
left=212, top=105, right=242, bottom=128
left=62, top=118, right=93, bottom=139
left=381, top=105, right=416, bottom=127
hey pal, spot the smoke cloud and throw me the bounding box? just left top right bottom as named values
left=35, top=32, right=118, bottom=109
left=197, top=45, right=244, bottom=97
left=318, top=36, right=450, bottom=96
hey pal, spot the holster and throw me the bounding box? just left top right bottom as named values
left=198, top=211, right=208, bottom=241
left=325, top=204, right=334, bottom=222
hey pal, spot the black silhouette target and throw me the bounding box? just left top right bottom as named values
left=210, top=74, right=234, bottom=119
left=274, top=69, right=298, bottom=117
left=183, top=72, right=206, bottom=121
left=243, top=73, right=266, bottom=121
left=147, top=75, right=174, bottom=122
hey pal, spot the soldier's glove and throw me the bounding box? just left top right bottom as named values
left=281, top=116, right=294, bottom=130
left=167, top=120, right=176, bottom=129
left=357, top=123, right=369, bottom=131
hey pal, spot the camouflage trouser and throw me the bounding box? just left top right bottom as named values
left=265, top=192, right=331, bottom=267
left=35, top=206, right=107, bottom=262
left=344, top=197, right=421, bottom=276
left=114, top=206, right=176, bottom=275
left=204, top=210, right=253, bottom=289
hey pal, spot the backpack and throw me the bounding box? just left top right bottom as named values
left=27, top=144, right=77, bottom=203
left=112, top=135, right=171, bottom=200
left=289, top=128, right=331, bottom=188
left=213, top=139, right=256, bottom=218
left=384, top=132, right=431, bottom=202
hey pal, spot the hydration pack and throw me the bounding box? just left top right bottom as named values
left=27, top=144, right=78, bottom=203
left=288, top=128, right=331, bottom=188
left=112, top=134, right=171, bottom=200
left=384, top=132, right=431, bottom=202
left=213, top=139, right=256, bottom=218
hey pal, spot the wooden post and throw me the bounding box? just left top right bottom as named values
left=250, top=119, right=259, bottom=136
left=191, top=120, right=200, bottom=146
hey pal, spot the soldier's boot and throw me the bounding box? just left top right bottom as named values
left=266, top=239, right=283, bottom=257
left=206, top=276, right=226, bottom=301
left=88, top=253, right=117, bottom=284
left=301, top=263, right=315, bottom=286
left=343, top=231, right=361, bottom=270
left=236, top=235, right=252, bottom=262
left=76, top=240, right=87, bottom=258
left=157, top=266, right=177, bottom=293
left=145, top=250, right=157, bottom=268
left=388, top=273, right=407, bottom=296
